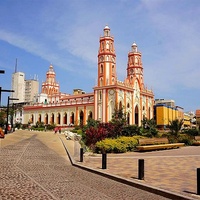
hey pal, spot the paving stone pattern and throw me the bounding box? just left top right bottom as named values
left=0, top=131, right=170, bottom=200
left=79, top=145, right=200, bottom=200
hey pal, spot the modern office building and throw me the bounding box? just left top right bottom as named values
left=23, top=25, right=154, bottom=126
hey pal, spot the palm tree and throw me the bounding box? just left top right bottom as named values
left=168, top=119, right=184, bottom=137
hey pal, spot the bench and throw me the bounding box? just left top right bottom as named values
left=136, top=137, right=185, bottom=151
left=192, top=136, right=200, bottom=146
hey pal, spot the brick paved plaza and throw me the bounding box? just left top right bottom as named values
left=0, top=130, right=199, bottom=199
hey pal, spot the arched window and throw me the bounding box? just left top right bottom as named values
left=100, top=78, right=103, bottom=86
left=102, top=42, right=104, bottom=50
left=88, top=111, right=93, bottom=120
left=119, top=101, right=122, bottom=110
left=100, top=65, right=103, bottom=73
left=127, top=113, right=130, bottom=125
left=127, top=103, right=130, bottom=108
left=106, top=41, right=109, bottom=49
left=112, top=65, right=114, bottom=73
left=135, top=106, right=139, bottom=125
left=112, top=78, right=115, bottom=84
left=99, top=91, right=102, bottom=100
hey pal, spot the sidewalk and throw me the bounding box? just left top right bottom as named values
left=61, top=135, right=200, bottom=200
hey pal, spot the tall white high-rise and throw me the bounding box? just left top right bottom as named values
left=11, top=72, right=25, bottom=103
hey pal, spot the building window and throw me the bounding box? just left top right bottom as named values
left=100, top=65, right=103, bottom=73
left=99, top=91, right=102, bottom=100
left=112, top=65, right=114, bottom=73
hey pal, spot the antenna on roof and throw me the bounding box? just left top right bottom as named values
left=15, top=58, right=17, bottom=73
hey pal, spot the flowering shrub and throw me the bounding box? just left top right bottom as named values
left=85, top=126, right=108, bottom=147
left=95, top=136, right=138, bottom=153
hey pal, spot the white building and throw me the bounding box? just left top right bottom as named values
left=11, top=72, right=25, bottom=103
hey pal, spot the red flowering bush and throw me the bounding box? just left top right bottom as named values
left=85, top=125, right=108, bottom=147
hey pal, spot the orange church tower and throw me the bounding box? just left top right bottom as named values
left=94, top=25, right=118, bottom=122
left=127, top=42, right=144, bottom=89
left=42, top=64, right=60, bottom=95
left=97, top=25, right=117, bottom=87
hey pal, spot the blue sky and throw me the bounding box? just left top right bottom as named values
left=0, top=0, right=199, bottom=112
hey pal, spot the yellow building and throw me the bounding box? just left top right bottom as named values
left=154, top=104, right=184, bottom=129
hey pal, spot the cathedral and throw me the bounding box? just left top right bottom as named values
left=23, top=25, right=154, bottom=126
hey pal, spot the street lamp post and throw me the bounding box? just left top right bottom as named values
left=5, top=96, right=19, bottom=134
left=0, top=87, right=14, bottom=107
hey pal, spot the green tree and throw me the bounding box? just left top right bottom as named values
left=169, top=119, right=184, bottom=137
left=141, top=117, right=158, bottom=137
left=109, top=106, right=127, bottom=137
left=0, top=109, right=6, bottom=127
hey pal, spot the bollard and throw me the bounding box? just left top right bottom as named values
left=138, top=159, right=144, bottom=180
left=102, top=153, right=107, bottom=169
left=80, top=148, right=83, bottom=162
left=197, top=168, right=200, bottom=195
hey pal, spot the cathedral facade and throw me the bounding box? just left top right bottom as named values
left=23, top=26, right=154, bottom=126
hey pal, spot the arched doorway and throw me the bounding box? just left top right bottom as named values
left=38, top=114, right=41, bottom=123
left=63, top=112, right=67, bottom=125
left=135, top=105, right=139, bottom=125
left=70, top=112, right=74, bottom=125
left=45, top=113, right=48, bottom=124
left=57, top=113, right=60, bottom=124
left=80, top=110, right=84, bottom=126
left=51, top=113, right=54, bottom=124
left=31, top=114, right=34, bottom=124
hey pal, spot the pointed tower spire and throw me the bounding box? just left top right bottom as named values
left=97, top=25, right=117, bottom=87
left=127, top=42, right=144, bottom=88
